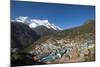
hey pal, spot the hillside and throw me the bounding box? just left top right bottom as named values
left=52, top=20, right=95, bottom=39
left=32, top=25, right=58, bottom=37
left=11, top=22, right=40, bottom=49
left=11, top=20, right=95, bottom=66
left=26, top=20, right=95, bottom=64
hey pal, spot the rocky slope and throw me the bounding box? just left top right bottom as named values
left=26, top=20, right=95, bottom=64
left=32, top=25, right=58, bottom=37
left=11, top=20, right=95, bottom=66
left=11, top=22, right=40, bottom=49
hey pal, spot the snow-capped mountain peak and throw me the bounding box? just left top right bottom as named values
left=12, top=16, right=61, bottom=30
left=15, top=16, right=28, bottom=23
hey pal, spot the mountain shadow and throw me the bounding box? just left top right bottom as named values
left=11, top=22, right=40, bottom=49
left=32, top=25, right=59, bottom=37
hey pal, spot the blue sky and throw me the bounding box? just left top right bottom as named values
left=11, top=1, right=95, bottom=29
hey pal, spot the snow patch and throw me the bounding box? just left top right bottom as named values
left=13, top=16, right=61, bottom=30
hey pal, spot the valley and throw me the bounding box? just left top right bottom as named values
left=11, top=19, right=95, bottom=66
